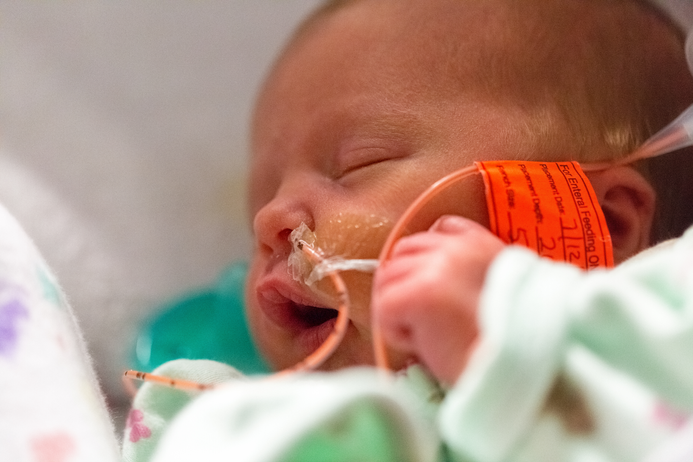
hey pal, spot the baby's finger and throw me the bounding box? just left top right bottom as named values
left=374, top=250, right=431, bottom=288
left=371, top=280, right=421, bottom=353
left=388, top=230, right=446, bottom=257
left=429, top=215, right=487, bottom=235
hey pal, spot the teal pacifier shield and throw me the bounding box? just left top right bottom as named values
left=132, top=262, right=270, bottom=374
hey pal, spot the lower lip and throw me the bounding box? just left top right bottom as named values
left=295, top=317, right=339, bottom=359
left=256, top=288, right=343, bottom=362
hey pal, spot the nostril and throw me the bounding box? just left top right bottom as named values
left=278, top=228, right=293, bottom=244
left=251, top=192, right=314, bottom=254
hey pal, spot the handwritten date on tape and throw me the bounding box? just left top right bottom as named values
left=476, top=161, right=613, bottom=269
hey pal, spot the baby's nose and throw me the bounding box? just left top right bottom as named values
left=253, top=197, right=314, bottom=257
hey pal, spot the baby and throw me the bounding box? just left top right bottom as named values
left=245, top=0, right=693, bottom=375
left=129, top=0, right=693, bottom=460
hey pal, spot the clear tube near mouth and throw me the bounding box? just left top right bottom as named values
left=288, top=222, right=319, bottom=284
left=288, top=222, right=378, bottom=287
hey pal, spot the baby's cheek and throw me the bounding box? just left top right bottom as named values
left=320, top=271, right=373, bottom=320
left=317, top=213, right=392, bottom=259
left=310, top=213, right=392, bottom=315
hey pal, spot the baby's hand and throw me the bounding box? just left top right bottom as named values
left=372, top=215, right=504, bottom=384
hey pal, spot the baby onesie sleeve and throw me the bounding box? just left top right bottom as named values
left=437, top=246, right=582, bottom=462
left=121, top=358, right=245, bottom=462
left=564, top=228, right=693, bottom=409
left=439, top=227, right=693, bottom=462
left=0, top=204, right=120, bottom=462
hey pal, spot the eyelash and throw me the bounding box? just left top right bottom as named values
left=335, top=147, right=394, bottom=178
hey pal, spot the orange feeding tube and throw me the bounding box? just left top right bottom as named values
left=124, top=239, right=353, bottom=392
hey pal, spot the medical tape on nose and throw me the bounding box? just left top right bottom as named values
left=476, top=160, right=613, bottom=269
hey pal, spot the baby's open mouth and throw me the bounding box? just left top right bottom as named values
left=257, top=282, right=339, bottom=335
left=291, top=302, right=339, bottom=328
left=259, top=291, right=341, bottom=355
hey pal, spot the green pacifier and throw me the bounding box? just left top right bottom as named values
left=131, top=262, right=270, bottom=374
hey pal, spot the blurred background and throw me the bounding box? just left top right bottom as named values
left=0, top=0, right=322, bottom=427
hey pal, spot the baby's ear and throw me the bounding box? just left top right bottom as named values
left=586, top=166, right=655, bottom=264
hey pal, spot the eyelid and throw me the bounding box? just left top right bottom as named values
left=335, top=144, right=403, bottom=178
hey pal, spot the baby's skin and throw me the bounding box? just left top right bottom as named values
left=372, top=215, right=504, bottom=384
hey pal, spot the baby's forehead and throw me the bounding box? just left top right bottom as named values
left=251, top=0, right=687, bottom=174
left=287, top=0, right=669, bottom=64
left=273, top=0, right=638, bottom=105
left=259, top=3, right=513, bottom=120
left=285, top=0, right=505, bottom=65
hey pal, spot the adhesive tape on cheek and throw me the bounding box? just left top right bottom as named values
left=476, top=160, right=614, bottom=269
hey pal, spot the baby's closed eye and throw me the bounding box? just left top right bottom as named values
left=334, top=146, right=405, bottom=179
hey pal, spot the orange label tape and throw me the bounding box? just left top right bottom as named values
left=476, top=161, right=613, bottom=269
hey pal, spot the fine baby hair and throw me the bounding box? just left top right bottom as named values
left=588, top=17, right=693, bottom=171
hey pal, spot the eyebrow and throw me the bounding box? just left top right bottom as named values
left=333, top=103, right=439, bottom=148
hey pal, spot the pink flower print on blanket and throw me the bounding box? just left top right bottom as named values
left=126, top=409, right=152, bottom=443
left=0, top=296, right=29, bottom=358
left=653, top=401, right=690, bottom=430
left=30, top=432, right=76, bottom=462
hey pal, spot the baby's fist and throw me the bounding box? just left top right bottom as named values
left=372, top=215, right=504, bottom=384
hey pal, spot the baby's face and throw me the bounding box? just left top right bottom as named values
left=246, top=0, right=562, bottom=371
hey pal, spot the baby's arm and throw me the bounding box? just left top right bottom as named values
left=371, top=215, right=504, bottom=384
left=374, top=213, right=693, bottom=461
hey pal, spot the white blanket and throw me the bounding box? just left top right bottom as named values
left=0, top=204, right=119, bottom=462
